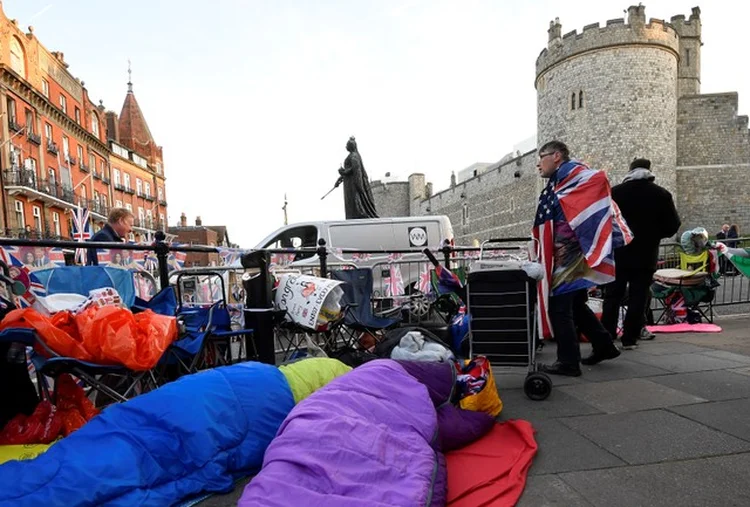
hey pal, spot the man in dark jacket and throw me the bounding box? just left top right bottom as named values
left=601, top=158, right=681, bottom=349
left=86, top=208, right=134, bottom=265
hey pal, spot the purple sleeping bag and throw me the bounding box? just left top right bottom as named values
left=239, top=359, right=446, bottom=507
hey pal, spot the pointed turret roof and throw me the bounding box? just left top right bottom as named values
left=117, top=72, right=155, bottom=157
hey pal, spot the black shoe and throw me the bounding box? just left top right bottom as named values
left=581, top=347, right=621, bottom=365
left=540, top=361, right=582, bottom=377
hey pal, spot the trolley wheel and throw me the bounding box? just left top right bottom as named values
left=524, top=372, right=552, bottom=401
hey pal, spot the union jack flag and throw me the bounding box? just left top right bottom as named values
left=532, top=160, right=633, bottom=339
left=71, top=205, right=91, bottom=264
left=0, top=247, right=46, bottom=307
left=384, top=253, right=405, bottom=298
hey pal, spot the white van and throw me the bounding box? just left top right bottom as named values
left=254, top=216, right=455, bottom=292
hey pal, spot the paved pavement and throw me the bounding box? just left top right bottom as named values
left=507, top=315, right=750, bottom=507
left=201, top=316, right=750, bottom=506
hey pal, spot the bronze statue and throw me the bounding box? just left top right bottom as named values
left=322, top=137, right=379, bottom=219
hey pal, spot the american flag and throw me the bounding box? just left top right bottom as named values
left=71, top=205, right=91, bottom=264
left=533, top=161, right=633, bottom=339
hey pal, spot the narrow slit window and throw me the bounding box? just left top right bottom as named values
left=579, top=90, right=584, bottom=109
left=685, top=48, right=691, bottom=67
left=571, top=92, right=576, bottom=110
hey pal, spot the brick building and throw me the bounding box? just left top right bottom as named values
left=0, top=2, right=168, bottom=240
left=169, top=213, right=235, bottom=267
left=373, top=5, right=750, bottom=244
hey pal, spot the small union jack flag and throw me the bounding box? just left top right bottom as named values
left=71, top=205, right=91, bottom=264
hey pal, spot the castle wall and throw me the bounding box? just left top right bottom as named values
left=371, top=180, right=410, bottom=217
left=677, top=93, right=750, bottom=167
left=415, top=151, right=541, bottom=245
left=677, top=92, right=750, bottom=233
left=536, top=17, right=679, bottom=195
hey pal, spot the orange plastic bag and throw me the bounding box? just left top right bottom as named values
left=0, top=307, right=177, bottom=371
left=0, top=401, right=63, bottom=445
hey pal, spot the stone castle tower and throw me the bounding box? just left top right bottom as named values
left=372, top=5, right=750, bottom=244
left=536, top=6, right=702, bottom=193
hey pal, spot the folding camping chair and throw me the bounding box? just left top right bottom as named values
left=328, top=268, right=401, bottom=351
left=651, top=250, right=717, bottom=324
left=1, top=265, right=166, bottom=405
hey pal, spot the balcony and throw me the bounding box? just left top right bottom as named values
left=27, top=132, right=41, bottom=145
left=92, top=170, right=100, bottom=179
left=47, top=141, right=59, bottom=155
left=137, top=190, right=155, bottom=201
left=124, top=186, right=135, bottom=195
left=89, top=199, right=109, bottom=217
left=102, top=176, right=110, bottom=185
left=114, top=182, right=125, bottom=192
left=79, top=162, right=89, bottom=173
left=66, top=156, right=77, bottom=166
left=3, top=170, right=81, bottom=208
left=134, top=218, right=156, bottom=230
left=8, top=120, right=23, bottom=133
left=158, top=199, right=168, bottom=207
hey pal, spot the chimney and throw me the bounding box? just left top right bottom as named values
left=195, top=216, right=202, bottom=226
left=105, top=111, right=119, bottom=143
left=180, top=212, right=187, bottom=227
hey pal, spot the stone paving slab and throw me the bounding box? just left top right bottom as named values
left=517, top=474, right=595, bottom=507
left=559, top=378, right=706, bottom=414
left=498, top=388, right=603, bottom=423
left=560, top=409, right=750, bottom=465
left=626, top=341, right=713, bottom=355
left=648, top=370, right=750, bottom=402
left=558, top=452, right=750, bottom=507
left=623, top=351, right=748, bottom=373
left=526, top=419, right=626, bottom=476
left=700, top=350, right=750, bottom=364
left=670, top=399, right=750, bottom=442
left=577, top=358, right=671, bottom=382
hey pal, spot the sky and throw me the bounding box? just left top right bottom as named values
left=6, top=0, right=749, bottom=247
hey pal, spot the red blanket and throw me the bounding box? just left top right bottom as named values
left=447, top=420, right=537, bottom=507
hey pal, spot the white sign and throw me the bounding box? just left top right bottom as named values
left=274, top=274, right=344, bottom=330
left=409, top=226, right=428, bottom=247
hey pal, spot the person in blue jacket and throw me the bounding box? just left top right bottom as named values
left=87, top=208, right=134, bottom=265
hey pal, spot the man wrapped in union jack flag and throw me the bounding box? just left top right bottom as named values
left=533, top=141, right=632, bottom=377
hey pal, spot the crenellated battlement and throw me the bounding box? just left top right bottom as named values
left=536, top=5, right=681, bottom=80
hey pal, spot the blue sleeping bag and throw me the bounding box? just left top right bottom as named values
left=0, top=362, right=295, bottom=506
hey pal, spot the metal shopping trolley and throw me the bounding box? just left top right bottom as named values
left=466, top=238, right=552, bottom=400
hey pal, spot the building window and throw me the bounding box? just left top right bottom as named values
left=462, top=203, right=469, bottom=226
left=123, top=173, right=131, bottom=190
left=145, top=182, right=151, bottom=198
left=113, top=169, right=121, bottom=186
left=25, top=109, right=34, bottom=134
left=685, top=48, right=691, bottom=67
left=125, top=203, right=132, bottom=212
left=74, top=107, right=81, bottom=124
left=579, top=90, right=584, bottom=109
left=53, top=212, right=61, bottom=236
left=9, top=37, right=26, bottom=77
left=41, top=78, right=50, bottom=98
left=25, top=157, right=37, bottom=175
left=32, top=206, right=41, bottom=232
left=571, top=92, right=576, bottom=110
left=136, top=178, right=142, bottom=195
left=81, top=184, right=87, bottom=202
left=14, top=200, right=24, bottom=228
left=62, top=135, right=70, bottom=158
left=77, top=145, right=84, bottom=164
left=116, top=199, right=123, bottom=208
left=6, top=98, right=16, bottom=124
left=138, top=207, right=145, bottom=224
left=158, top=187, right=164, bottom=201
left=100, top=159, right=106, bottom=177
left=48, top=168, right=56, bottom=186
left=156, top=162, right=162, bottom=175
left=159, top=213, right=165, bottom=227
left=91, top=113, right=100, bottom=138
left=59, top=94, right=67, bottom=114
left=89, top=154, right=96, bottom=171
left=45, top=123, right=53, bottom=140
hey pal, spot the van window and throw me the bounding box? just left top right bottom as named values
left=263, top=225, right=318, bottom=260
